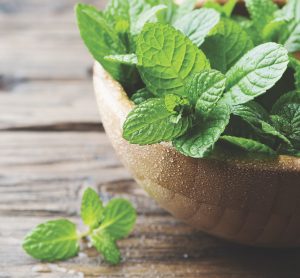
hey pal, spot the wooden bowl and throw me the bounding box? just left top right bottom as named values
left=93, top=63, right=300, bottom=247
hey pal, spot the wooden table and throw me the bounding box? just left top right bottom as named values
left=0, top=0, right=299, bottom=277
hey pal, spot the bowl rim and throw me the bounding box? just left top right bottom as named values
left=94, top=62, right=300, bottom=173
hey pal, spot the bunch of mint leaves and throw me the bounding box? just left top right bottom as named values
left=23, top=188, right=136, bottom=264
left=76, top=0, right=300, bottom=159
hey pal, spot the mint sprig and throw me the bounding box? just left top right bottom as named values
left=23, top=188, right=136, bottom=264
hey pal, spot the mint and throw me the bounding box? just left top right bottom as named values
left=279, top=0, right=300, bottom=53
left=91, top=230, right=121, bottom=265
left=131, top=88, right=154, bottom=104
left=136, top=23, right=210, bottom=96
left=23, top=219, right=79, bottom=262
left=23, top=188, right=136, bottom=265
left=76, top=4, right=126, bottom=82
left=201, top=18, right=253, bottom=73
left=273, top=103, right=300, bottom=143
left=132, top=4, right=167, bottom=35
left=271, top=91, right=300, bottom=114
left=245, top=0, right=278, bottom=31
left=76, top=0, right=300, bottom=159
left=222, top=42, right=289, bottom=106
left=81, top=187, right=104, bottom=229
left=173, top=104, right=231, bottom=158
left=186, top=70, right=226, bottom=113
left=221, top=135, right=276, bottom=155
left=174, top=8, right=220, bottom=47
left=123, top=98, right=192, bottom=144
left=100, top=199, right=136, bottom=240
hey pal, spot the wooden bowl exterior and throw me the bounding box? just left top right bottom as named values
left=93, top=63, right=300, bottom=247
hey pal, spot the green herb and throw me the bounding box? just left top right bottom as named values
left=136, top=23, right=210, bottom=96
left=23, top=188, right=136, bottom=264
left=123, top=98, right=192, bottom=144
left=76, top=0, right=300, bottom=158
left=202, top=18, right=254, bottom=73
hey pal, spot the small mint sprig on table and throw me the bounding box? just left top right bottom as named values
left=22, top=187, right=136, bottom=265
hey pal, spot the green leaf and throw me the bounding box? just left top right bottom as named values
left=201, top=18, right=253, bottom=73
left=232, top=101, right=269, bottom=125
left=132, top=4, right=167, bottom=35
left=172, top=0, right=197, bottom=22
left=100, top=199, right=136, bottom=240
left=186, top=70, right=226, bottom=113
left=76, top=4, right=130, bottom=84
left=271, top=91, right=300, bottom=114
left=290, top=56, right=300, bottom=90
left=131, top=88, right=154, bottom=104
left=91, top=230, right=121, bottom=265
left=279, top=0, right=300, bottom=53
left=136, top=23, right=210, bottom=96
left=274, top=103, right=300, bottom=142
left=23, top=219, right=79, bottom=262
left=262, top=17, right=290, bottom=42
left=105, top=0, right=148, bottom=29
left=81, top=187, right=104, bottom=229
left=123, top=98, right=192, bottom=144
left=104, top=54, right=138, bottom=65
left=221, top=135, right=276, bottom=155
left=164, top=94, right=189, bottom=113
left=173, top=104, right=231, bottom=158
left=245, top=0, right=278, bottom=30
left=174, top=8, right=220, bottom=47
left=222, top=42, right=289, bottom=106
left=259, top=120, right=292, bottom=146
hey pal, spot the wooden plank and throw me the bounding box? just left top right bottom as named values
left=0, top=0, right=107, bottom=80
left=0, top=80, right=100, bottom=129
left=1, top=131, right=300, bottom=278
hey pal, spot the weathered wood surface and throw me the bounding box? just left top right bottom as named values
left=1, top=0, right=300, bottom=277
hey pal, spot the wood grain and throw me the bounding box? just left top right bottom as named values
left=1, top=0, right=300, bottom=277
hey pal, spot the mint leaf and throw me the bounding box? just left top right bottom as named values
left=123, top=98, right=192, bottom=144
left=271, top=91, right=300, bottom=114
left=105, top=0, right=147, bottom=29
left=173, top=104, right=230, bottom=158
left=201, top=18, right=253, bottom=73
left=81, top=187, right=103, bottom=229
left=221, top=135, right=276, bottom=155
left=104, top=54, right=138, bottom=65
left=164, top=94, right=189, bottom=113
left=281, top=20, right=300, bottom=53
left=222, top=42, right=289, bottom=106
left=174, top=8, right=220, bottom=47
left=132, top=4, right=167, bottom=35
left=232, top=101, right=269, bottom=125
left=260, top=120, right=292, bottom=146
left=100, top=199, right=136, bottom=240
left=172, top=0, right=197, bottom=22
left=290, top=57, right=300, bottom=90
left=131, top=88, right=154, bottom=104
left=76, top=4, right=127, bottom=82
left=23, top=219, right=79, bottom=262
left=278, top=0, right=300, bottom=53
left=136, top=23, right=210, bottom=96
left=245, top=0, right=278, bottom=30
left=273, top=103, right=300, bottom=143
left=91, top=230, right=121, bottom=265
left=186, top=70, right=226, bottom=113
